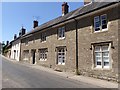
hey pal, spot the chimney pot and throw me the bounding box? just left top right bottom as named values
left=19, top=27, right=26, bottom=36
left=6, top=41, right=9, bottom=45
left=21, top=27, right=26, bottom=35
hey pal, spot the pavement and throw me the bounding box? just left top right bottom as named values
left=1, top=55, right=119, bottom=88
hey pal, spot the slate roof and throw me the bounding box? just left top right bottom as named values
left=22, top=0, right=119, bottom=38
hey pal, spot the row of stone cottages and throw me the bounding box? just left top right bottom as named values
left=5, top=0, right=120, bottom=82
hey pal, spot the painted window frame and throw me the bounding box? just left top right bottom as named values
left=94, top=16, right=101, bottom=32
left=94, top=14, right=108, bottom=32
left=101, top=14, right=108, bottom=31
left=58, top=26, right=65, bottom=40
left=94, top=43, right=111, bottom=69
left=57, top=47, right=66, bottom=65
left=39, top=48, right=47, bottom=61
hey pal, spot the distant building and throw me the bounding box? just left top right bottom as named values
left=5, top=42, right=12, bottom=58
left=10, top=27, right=26, bottom=61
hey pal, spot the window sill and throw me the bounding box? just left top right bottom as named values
left=39, top=59, right=47, bottom=61
left=93, top=67, right=111, bottom=70
left=94, top=29, right=108, bottom=33
left=58, top=37, right=65, bottom=40
left=57, top=63, right=65, bottom=65
left=41, top=41, right=46, bottom=43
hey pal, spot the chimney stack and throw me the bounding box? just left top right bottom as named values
left=19, top=27, right=26, bottom=36
left=62, top=2, right=69, bottom=16
left=6, top=41, right=9, bottom=45
left=14, top=34, right=17, bottom=40
left=19, top=31, right=21, bottom=36
left=33, top=20, right=38, bottom=28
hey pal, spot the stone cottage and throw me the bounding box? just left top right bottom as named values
left=20, top=0, right=120, bottom=82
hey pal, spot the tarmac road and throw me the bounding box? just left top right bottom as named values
left=2, top=55, right=100, bottom=88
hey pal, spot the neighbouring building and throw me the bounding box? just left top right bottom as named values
left=11, top=27, right=26, bottom=61
left=5, top=41, right=11, bottom=58
left=20, top=0, right=119, bottom=82
left=3, top=41, right=12, bottom=58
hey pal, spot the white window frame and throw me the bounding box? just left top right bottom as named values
left=39, top=48, right=47, bottom=61
left=101, top=14, right=108, bottom=31
left=94, top=16, right=101, bottom=32
left=94, top=14, right=108, bottom=32
left=57, top=48, right=66, bottom=65
left=58, top=26, right=65, bottom=40
left=94, top=43, right=111, bottom=69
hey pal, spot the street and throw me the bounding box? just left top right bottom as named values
left=1, top=55, right=101, bottom=88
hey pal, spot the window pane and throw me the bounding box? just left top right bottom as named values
left=95, top=52, right=101, bottom=57
left=40, top=53, right=42, bottom=58
left=94, top=16, right=100, bottom=32
left=94, top=16, right=99, bottom=21
left=101, top=15, right=106, bottom=20
left=97, top=62, right=101, bottom=65
left=62, top=53, right=65, bottom=55
left=96, top=57, right=102, bottom=61
left=103, top=57, right=109, bottom=62
left=95, top=46, right=101, bottom=51
left=104, top=62, right=109, bottom=66
left=102, top=46, right=108, bottom=51
left=95, top=22, right=100, bottom=29
left=103, top=52, right=109, bottom=57
left=62, top=49, right=65, bottom=52
left=102, top=20, right=107, bottom=25
left=45, top=53, right=47, bottom=59
left=102, top=25, right=107, bottom=29
left=58, top=53, right=61, bottom=55
left=101, top=15, right=107, bottom=29
left=59, top=49, right=61, bottom=52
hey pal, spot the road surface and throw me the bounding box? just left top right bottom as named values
left=2, top=55, right=100, bottom=88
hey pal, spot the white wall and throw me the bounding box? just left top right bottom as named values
left=11, top=39, right=21, bottom=61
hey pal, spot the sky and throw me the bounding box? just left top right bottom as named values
left=1, top=1, right=84, bottom=44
